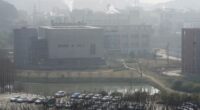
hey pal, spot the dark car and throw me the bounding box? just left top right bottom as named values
left=70, top=92, right=81, bottom=99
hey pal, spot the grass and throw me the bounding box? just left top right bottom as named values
left=16, top=57, right=200, bottom=94
left=16, top=69, right=141, bottom=80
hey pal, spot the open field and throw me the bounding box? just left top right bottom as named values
left=15, top=57, right=200, bottom=94
left=125, top=58, right=200, bottom=94
left=16, top=69, right=140, bottom=79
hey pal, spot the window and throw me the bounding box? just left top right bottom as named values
left=90, top=44, right=96, bottom=55
left=58, top=44, right=68, bottom=48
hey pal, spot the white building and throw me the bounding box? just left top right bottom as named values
left=39, top=26, right=104, bottom=59
left=38, top=26, right=105, bottom=69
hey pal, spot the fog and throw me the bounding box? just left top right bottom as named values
left=0, top=0, right=200, bottom=109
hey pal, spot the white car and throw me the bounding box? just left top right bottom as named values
left=10, top=96, right=20, bottom=102
left=35, top=98, right=45, bottom=105
left=54, top=91, right=66, bottom=98
left=16, top=97, right=28, bottom=103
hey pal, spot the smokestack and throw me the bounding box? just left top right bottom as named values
left=106, top=4, right=120, bottom=14
left=63, top=0, right=74, bottom=12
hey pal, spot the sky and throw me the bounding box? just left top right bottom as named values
left=4, top=0, right=175, bottom=13
left=140, top=0, right=173, bottom=4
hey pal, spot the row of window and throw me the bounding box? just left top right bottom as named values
left=58, top=44, right=84, bottom=48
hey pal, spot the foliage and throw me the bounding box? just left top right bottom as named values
left=129, top=51, right=135, bottom=58
left=0, top=0, right=18, bottom=29
left=161, top=92, right=200, bottom=106
left=172, top=80, right=200, bottom=93
left=0, top=32, right=11, bottom=48
left=122, top=91, right=150, bottom=103
left=98, top=90, right=108, bottom=96
left=0, top=58, right=14, bottom=92
left=110, top=91, right=123, bottom=97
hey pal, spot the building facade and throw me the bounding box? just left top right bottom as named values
left=98, top=25, right=153, bottom=56
left=14, top=27, right=38, bottom=68
left=14, top=26, right=105, bottom=69
left=182, top=28, right=200, bottom=74
left=39, top=26, right=105, bottom=69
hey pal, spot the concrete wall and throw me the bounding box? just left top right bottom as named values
left=14, top=28, right=38, bottom=68
left=41, top=26, right=104, bottom=59
left=98, top=25, right=152, bottom=55
left=182, top=28, right=200, bottom=74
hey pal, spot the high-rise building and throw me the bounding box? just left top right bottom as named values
left=14, top=27, right=38, bottom=69
left=182, top=28, right=200, bottom=74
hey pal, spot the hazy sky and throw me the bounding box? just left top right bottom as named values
left=140, top=0, right=173, bottom=4
left=4, top=0, right=175, bottom=13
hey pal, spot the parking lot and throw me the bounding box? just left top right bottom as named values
left=1, top=92, right=199, bottom=110
left=0, top=91, right=147, bottom=110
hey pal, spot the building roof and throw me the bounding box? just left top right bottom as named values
left=40, top=26, right=101, bottom=30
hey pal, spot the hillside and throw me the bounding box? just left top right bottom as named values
left=159, top=0, right=200, bottom=10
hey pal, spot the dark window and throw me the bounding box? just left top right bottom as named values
left=90, top=44, right=96, bottom=55
left=58, top=44, right=68, bottom=48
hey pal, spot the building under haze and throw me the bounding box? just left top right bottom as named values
left=99, top=25, right=153, bottom=56
left=14, top=27, right=38, bottom=68
left=182, top=28, right=200, bottom=74
left=14, top=26, right=105, bottom=69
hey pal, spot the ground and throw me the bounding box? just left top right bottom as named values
left=15, top=56, right=200, bottom=94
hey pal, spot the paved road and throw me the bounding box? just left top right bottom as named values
left=121, top=59, right=177, bottom=93
left=156, top=49, right=181, bottom=61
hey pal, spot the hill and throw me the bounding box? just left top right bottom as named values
left=159, top=0, right=200, bottom=10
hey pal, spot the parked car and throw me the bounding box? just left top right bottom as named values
left=92, top=94, right=102, bottom=101
left=55, top=98, right=65, bottom=108
left=54, top=91, right=66, bottom=98
left=70, top=92, right=81, bottom=99
left=78, top=94, right=87, bottom=99
left=35, top=98, right=45, bottom=105
left=85, top=93, right=94, bottom=100
left=102, top=96, right=112, bottom=102
left=16, top=97, right=28, bottom=103
left=10, top=96, right=20, bottom=102
left=27, top=98, right=38, bottom=103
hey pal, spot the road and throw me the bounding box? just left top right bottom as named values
left=121, top=59, right=177, bottom=93
left=162, top=70, right=181, bottom=77
left=156, top=49, right=181, bottom=61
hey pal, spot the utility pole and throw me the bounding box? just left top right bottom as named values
left=166, top=42, right=170, bottom=68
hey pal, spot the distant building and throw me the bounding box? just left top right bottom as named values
left=182, top=28, right=200, bottom=74
left=97, top=25, right=153, bottom=56
left=39, top=26, right=105, bottom=69
left=14, top=27, right=38, bottom=68
left=14, top=26, right=105, bottom=69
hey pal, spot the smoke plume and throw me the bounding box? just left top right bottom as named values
left=106, top=4, right=120, bottom=14
left=63, top=0, right=74, bottom=12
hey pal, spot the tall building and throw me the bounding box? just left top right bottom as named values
left=14, top=27, right=38, bottom=69
left=182, top=28, right=200, bottom=74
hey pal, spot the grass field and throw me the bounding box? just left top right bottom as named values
left=16, top=69, right=141, bottom=79
left=15, top=58, right=200, bottom=94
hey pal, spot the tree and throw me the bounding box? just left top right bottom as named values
left=0, top=0, right=18, bottom=30
left=0, top=58, right=15, bottom=93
